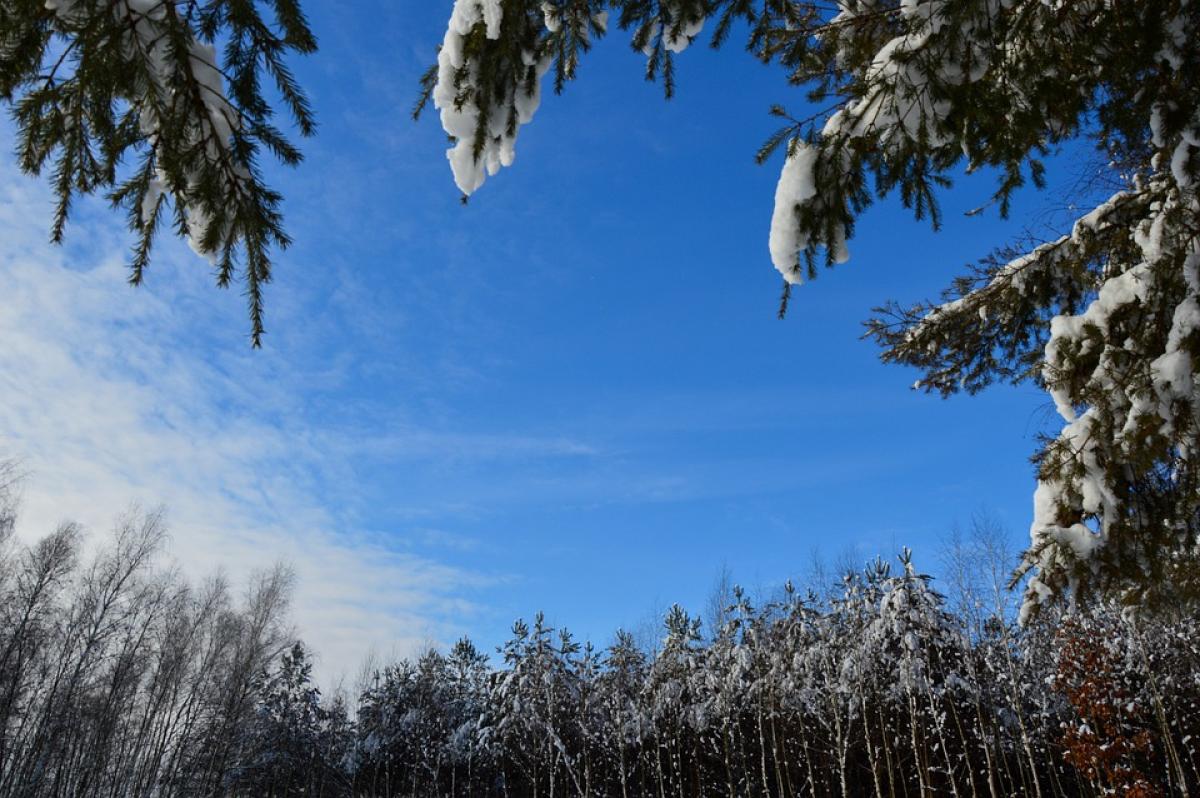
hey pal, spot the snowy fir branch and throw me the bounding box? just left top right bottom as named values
left=0, top=0, right=317, bottom=345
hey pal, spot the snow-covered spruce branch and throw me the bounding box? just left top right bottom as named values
left=417, top=0, right=711, bottom=198
left=3, top=0, right=316, bottom=345
left=868, top=188, right=1156, bottom=397
left=872, top=175, right=1199, bottom=620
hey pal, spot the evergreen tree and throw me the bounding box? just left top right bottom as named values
left=443, top=637, right=494, bottom=795
left=594, top=630, right=648, bottom=798
left=421, top=0, right=1200, bottom=616
left=492, top=613, right=586, bottom=795
left=0, top=0, right=317, bottom=344
left=232, top=641, right=348, bottom=797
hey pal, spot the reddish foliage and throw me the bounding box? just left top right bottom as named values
left=1055, top=619, right=1162, bottom=798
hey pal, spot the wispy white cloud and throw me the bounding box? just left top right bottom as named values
left=0, top=153, right=533, bottom=683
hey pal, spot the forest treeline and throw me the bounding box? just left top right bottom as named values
left=2, top=480, right=1198, bottom=797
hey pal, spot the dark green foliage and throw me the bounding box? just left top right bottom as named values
left=0, top=0, right=317, bottom=345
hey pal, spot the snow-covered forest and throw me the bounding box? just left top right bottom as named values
left=3, top=466, right=1198, bottom=797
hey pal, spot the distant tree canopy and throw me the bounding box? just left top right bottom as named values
left=420, top=0, right=1200, bottom=618
left=5, top=469, right=1198, bottom=797
left=0, top=0, right=317, bottom=345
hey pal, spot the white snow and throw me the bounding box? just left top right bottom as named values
left=768, top=142, right=850, bottom=281
left=663, top=15, right=704, bottom=54
left=434, top=0, right=552, bottom=196
left=541, top=2, right=560, bottom=33
left=769, top=144, right=819, bottom=283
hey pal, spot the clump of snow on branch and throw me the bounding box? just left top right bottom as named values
left=769, top=142, right=849, bottom=282
left=431, top=0, right=701, bottom=196
left=541, top=1, right=561, bottom=33
left=820, top=3, right=958, bottom=148
left=638, top=3, right=705, bottom=57
left=433, top=0, right=551, bottom=196
left=767, top=0, right=991, bottom=278
left=769, top=143, right=819, bottom=283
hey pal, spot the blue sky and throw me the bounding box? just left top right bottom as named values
left=0, top=1, right=1081, bottom=681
